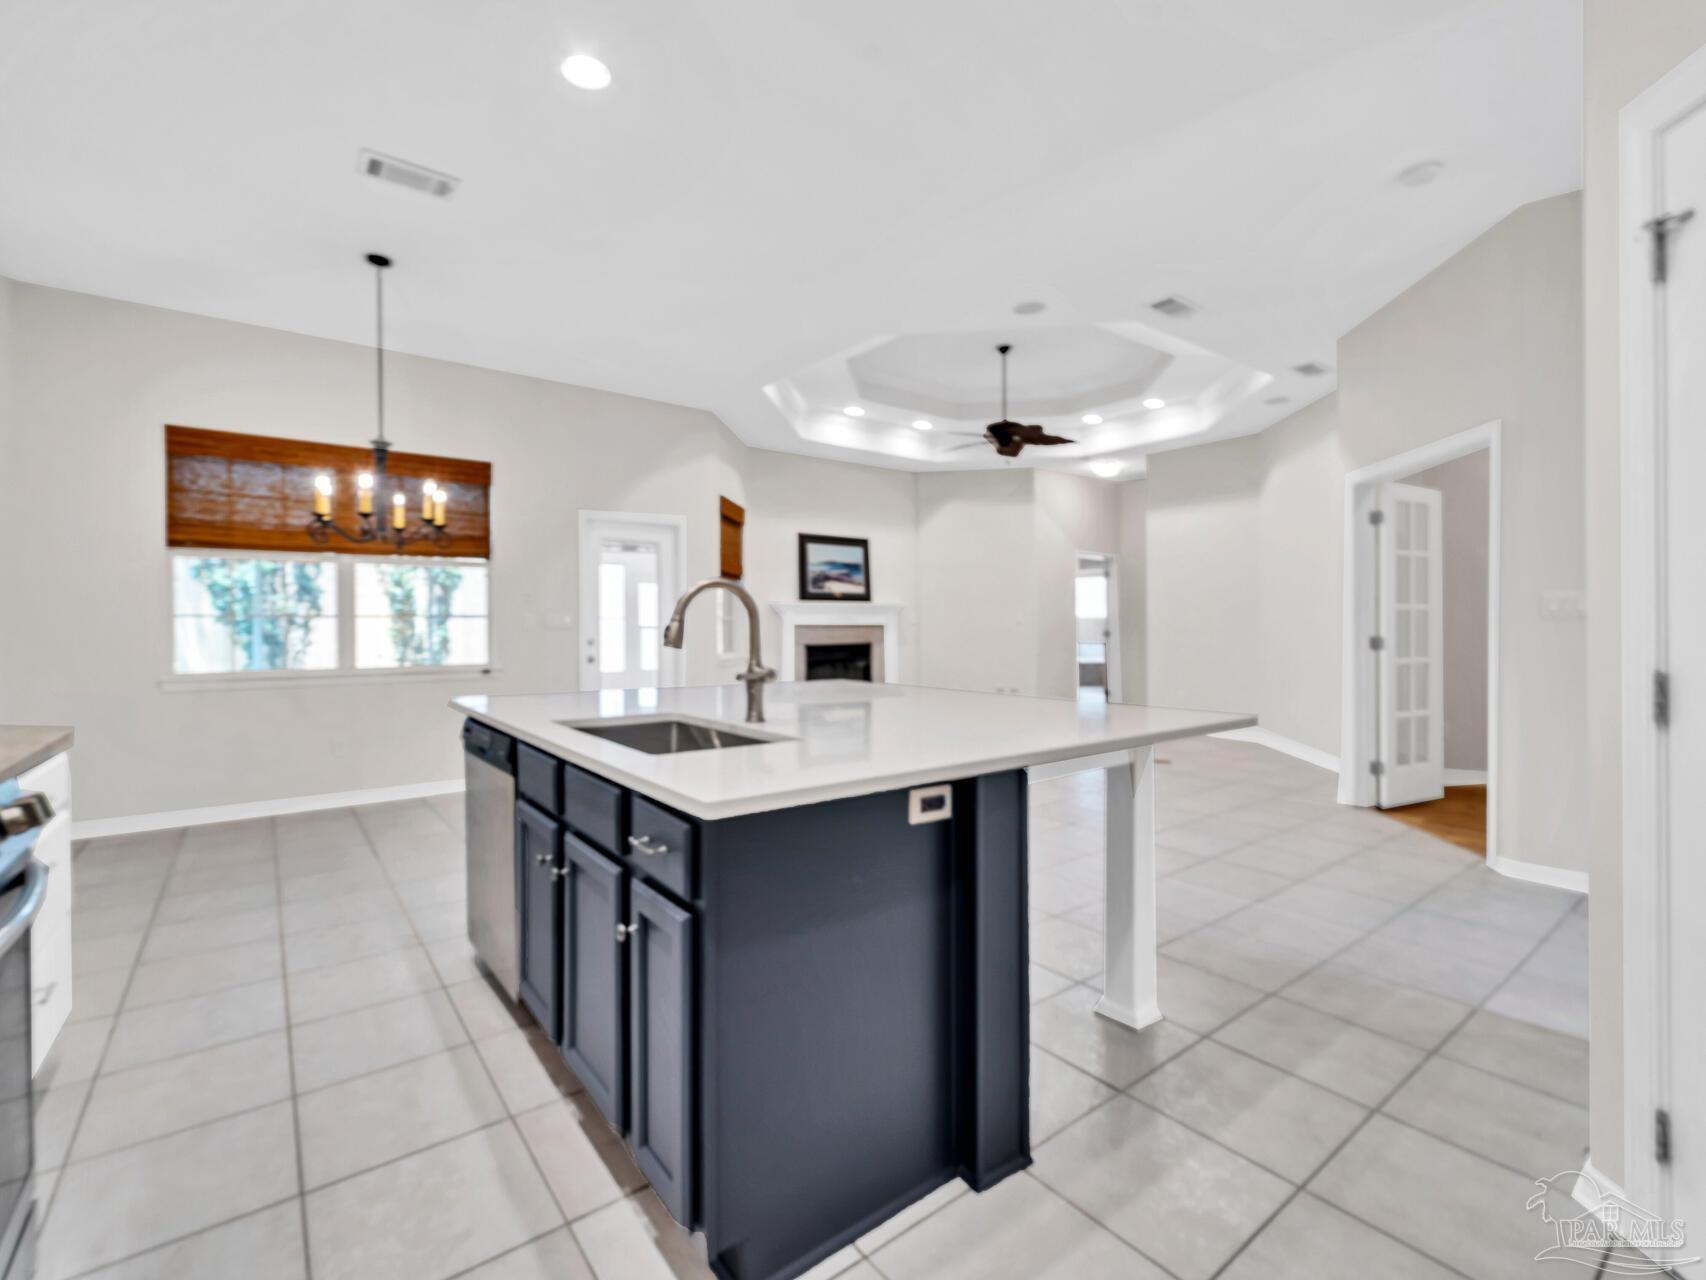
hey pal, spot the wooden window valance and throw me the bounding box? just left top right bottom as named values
left=165, top=426, right=491, bottom=558
left=719, top=496, right=745, bottom=579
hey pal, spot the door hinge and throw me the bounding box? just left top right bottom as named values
left=1656, top=1108, right=1672, bottom=1165
left=1369, top=635, right=1385, bottom=652
left=1647, top=210, right=1695, bottom=284
left=1655, top=670, right=1670, bottom=728
left=1369, top=760, right=1385, bottom=777
left=1369, top=509, right=1385, bottom=527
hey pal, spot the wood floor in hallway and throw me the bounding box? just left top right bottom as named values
left=1382, top=784, right=1487, bottom=856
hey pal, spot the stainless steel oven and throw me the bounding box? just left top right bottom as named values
left=0, top=784, right=53, bottom=1280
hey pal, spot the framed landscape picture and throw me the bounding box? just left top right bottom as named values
left=798, top=534, right=871, bottom=601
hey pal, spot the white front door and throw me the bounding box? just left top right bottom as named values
left=1377, top=482, right=1444, bottom=808
left=577, top=515, right=683, bottom=692
left=1655, top=83, right=1706, bottom=1271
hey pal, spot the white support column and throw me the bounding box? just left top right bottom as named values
left=1097, top=746, right=1160, bottom=1029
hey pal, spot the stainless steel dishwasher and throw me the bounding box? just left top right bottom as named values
left=462, top=719, right=520, bottom=999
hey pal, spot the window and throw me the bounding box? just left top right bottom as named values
left=171, top=550, right=489, bottom=678
left=172, top=556, right=338, bottom=674
left=1075, top=574, right=1108, bottom=620
left=354, top=561, right=490, bottom=669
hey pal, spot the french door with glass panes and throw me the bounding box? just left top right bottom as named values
left=595, top=541, right=662, bottom=690
left=1377, top=482, right=1444, bottom=807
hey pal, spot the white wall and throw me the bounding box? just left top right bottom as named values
left=1406, top=450, right=1490, bottom=772
left=733, top=449, right=920, bottom=682
left=0, top=279, right=1148, bottom=821
left=1581, top=0, right=1706, bottom=1191
left=0, top=283, right=932, bottom=820
left=1255, top=399, right=1346, bottom=754
left=1116, top=481, right=1148, bottom=704
left=1144, top=437, right=1264, bottom=717
left=914, top=469, right=1039, bottom=697
left=1143, top=192, right=1587, bottom=881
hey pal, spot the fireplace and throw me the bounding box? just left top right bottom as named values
left=805, top=642, right=873, bottom=681
left=795, top=624, right=885, bottom=682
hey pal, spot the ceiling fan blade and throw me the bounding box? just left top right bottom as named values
left=945, top=441, right=988, bottom=452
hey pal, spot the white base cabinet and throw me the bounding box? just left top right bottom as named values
left=17, top=752, right=72, bottom=1075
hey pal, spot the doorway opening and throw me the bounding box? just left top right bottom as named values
left=1074, top=553, right=1122, bottom=705
left=577, top=512, right=686, bottom=692
left=1338, top=422, right=1499, bottom=861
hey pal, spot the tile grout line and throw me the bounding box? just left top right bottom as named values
left=1202, top=893, right=1587, bottom=1280
left=352, top=801, right=607, bottom=1280
left=264, top=812, right=316, bottom=1280
left=1027, top=759, right=1579, bottom=1280
left=39, top=825, right=189, bottom=1238
left=994, top=770, right=1439, bottom=1276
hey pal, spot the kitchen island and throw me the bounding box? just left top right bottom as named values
left=454, top=680, right=1251, bottom=1280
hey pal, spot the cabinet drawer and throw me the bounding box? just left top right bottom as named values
left=565, top=764, right=626, bottom=855
left=626, top=796, right=696, bottom=900
left=516, top=745, right=562, bottom=814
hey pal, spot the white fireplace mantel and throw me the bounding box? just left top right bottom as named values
left=770, top=602, right=903, bottom=683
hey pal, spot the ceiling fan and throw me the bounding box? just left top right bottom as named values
left=946, top=344, right=1075, bottom=458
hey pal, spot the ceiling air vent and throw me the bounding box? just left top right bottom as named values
left=1292, top=361, right=1331, bottom=377
left=358, top=149, right=459, bottom=199
left=1150, top=295, right=1199, bottom=319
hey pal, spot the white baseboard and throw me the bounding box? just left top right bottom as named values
left=1212, top=727, right=1340, bottom=774
left=1574, top=1155, right=1626, bottom=1215
left=1443, top=769, right=1489, bottom=786
left=71, top=779, right=466, bottom=841
left=1489, top=851, right=1589, bottom=896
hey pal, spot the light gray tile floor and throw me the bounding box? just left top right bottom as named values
left=39, top=736, right=1594, bottom=1279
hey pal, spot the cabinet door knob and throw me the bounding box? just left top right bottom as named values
left=549, top=865, right=568, bottom=881
left=535, top=852, right=550, bottom=865
left=615, top=921, right=640, bottom=942
left=627, top=835, right=669, bottom=857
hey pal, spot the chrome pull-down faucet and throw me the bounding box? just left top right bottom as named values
left=662, top=578, right=777, bottom=723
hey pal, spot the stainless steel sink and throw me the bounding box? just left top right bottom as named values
left=561, top=718, right=774, bottom=755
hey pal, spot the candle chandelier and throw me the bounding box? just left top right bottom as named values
left=307, top=253, right=451, bottom=550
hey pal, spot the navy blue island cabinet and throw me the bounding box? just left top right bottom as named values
left=487, top=727, right=1031, bottom=1280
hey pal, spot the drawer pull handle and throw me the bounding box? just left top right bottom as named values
left=627, top=835, right=669, bottom=857
left=615, top=921, right=640, bottom=942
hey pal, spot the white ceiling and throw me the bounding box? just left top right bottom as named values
left=0, top=0, right=1582, bottom=476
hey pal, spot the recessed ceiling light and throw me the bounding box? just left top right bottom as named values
left=1013, top=300, right=1046, bottom=316
left=1090, top=460, right=1124, bottom=479
left=1396, top=159, right=1445, bottom=188
left=843, top=405, right=865, bottom=417
left=1081, top=413, right=1103, bottom=426
left=911, top=419, right=933, bottom=431
left=1142, top=397, right=1165, bottom=410
left=560, top=54, right=612, bottom=91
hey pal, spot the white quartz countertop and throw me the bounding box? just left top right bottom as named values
left=453, top=682, right=1254, bottom=820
